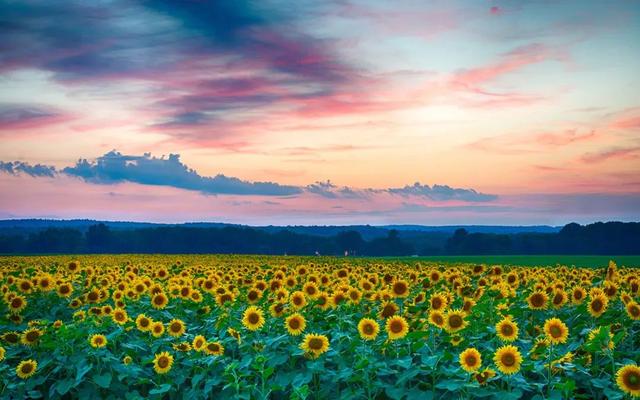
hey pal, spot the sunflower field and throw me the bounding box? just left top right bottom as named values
left=0, top=255, right=639, bottom=399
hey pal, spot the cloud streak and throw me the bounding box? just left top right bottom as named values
left=1, top=150, right=497, bottom=202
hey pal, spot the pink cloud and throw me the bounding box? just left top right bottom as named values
left=582, top=146, right=640, bottom=163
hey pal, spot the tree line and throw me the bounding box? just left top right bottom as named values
left=0, top=221, right=637, bottom=255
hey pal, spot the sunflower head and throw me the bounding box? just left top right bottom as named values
left=588, top=294, right=608, bottom=318
left=205, top=341, right=225, bottom=356
left=167, top=319, right=186, bottom=337
left=495, top=317, right=519, bottom=342
left=89, top=334, right=107, bottom=348
left=358, top=318, right=380, bottom=341
left=543, top=317, right=569, bottom=344
left=444, top=309, right=467, bottom=333
left=153, top=351, right=174, bottom=374
left=192, top=335, right=207, bottom=351
left=285, top=313, right=306, bottom=336
left=21, top=328, right=42, bottom=346
left=135, top=314, right=152, bottom=332
left=16, top=359, right=38, bottom=379
left=459, top=347, right=482, bottom=373
left=527, top=291, right=548, bottom=310
left=385, top=315, right=409, bottom=340
left=242, top=306, right=265, bottom=331
left=300, top=333, right=330, bottom=359
left=616, top=364, right=640, bottom=397
left=493, top=345, right=522, bottom=375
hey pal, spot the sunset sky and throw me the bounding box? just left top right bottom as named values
left=1, top=1, right=639, bottom=225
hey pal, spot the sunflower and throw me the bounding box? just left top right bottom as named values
left=112, top=308, right=129, bottom=325
left=192, top=335, right=207, bottom=351
left=587, top=326, right=615, bottom=350
left=587, top=294, right=608, bottom=318
left=204, top=341, right=225, bottom=356
left=16, top=359, right=38, bottom=379
left=290, top=291, right=307, bottom=309
left=391, top=279, right=410, bottom=298
left=135, top=314, right=152, bottom=332
left=571, top=286, right=586, bottom=304
left=616, top=364, right=640, bottom=397
left=89, top=334, right=107, bottom=348
left=379, top=301, right=399, bottom=319
left=227, top=328, right=242, bottom=344
left=123, top=355, right=132, bottom=365
left=358, top=318, right=380, bottom=341
left=474, top=368, right=496, bottom=385
left=285, top=313, right=306, bottom=336
left=0, top=346, right=5, bottom=361
left=444, top=309, right=467, bottom=333
left=495, top=317, right=519, bottom=342
left=385, top=315, right=409, bottom=340
left=9, top=295, right=27, bottom=314
left=459, top=347, right=482, bottom=373
left=173, top=342, right=191, bottom=352
left=428, top=310, right=446, bottom=328
left=429, top=293, right=448, bottom=311
left=543, top=318, right=569, bottom=344
left=493, top=345, right=522, bottom=375
left=167, top=319, right=186, bottom=337
left=2, top=331, right=20, bottom=345
left=269, top=302, right=286, bottom=317
left=153, top=351, right=174, bottom=374
left=300, top=333, right=330, bottom=359
left=242, top=306, right=265, bottom=331
left=56, top=283, right=73, bottom=298
left=527, top=291, right=548, bottom=310
left=151, top=321, right=165, bottom=337
left=21, top=328, right=42, bottom=346
left=151, top=292, right=169, bottom=310
left=18, top=279, right=34, bottom=294
left=626, top=301, right=640, bottom=321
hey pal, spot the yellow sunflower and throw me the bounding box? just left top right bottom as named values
left=285, top=313, right=306, bottom=336
left=192, top=335, right=207, bottom=352
left=16, top=359, right=38, bottom=379
left=616, top=364, right=640, bottom=397
left=153, top=351, right=174, bottom=374
left=123, top=355, right=132, bottom=365
left=89, top=334, right=107, bottom=348
left=300, top=333, right=330, bottom=359
left=493, top=345, right=522, bottom=375
left=167, top=319, right=186, bottom=337
left=0, top=345, right=5, bottom=361
left=135, top=314, right=152, bottom=332
left=459, top=347, right=482, bottom=373
left=391, top=279, right=410, bottom=298
left=474, top=368, right=497, bottom=385
left=21, top=328, right=42, bottom=346
left=444, top=309, right=467, bottom=333
left=358, top=318, right=380, bottom=341
left=626, top=301, right=640, bottom=321
left=495, top=317, right=519, bottom=342
left=151, top=292, right=169, bottom=310
left=9, top=295, right=27, bottom=314
left=112, top=308, right=129, bottom=325
left=527, top=291, right=548, bottom=310
left=588, top=294, right=608, bottom=318
left=204, top=341, right=225, bottom=356
left=242, top=306, right=265, bottom=331
left=151, top=321, right=165, bottom=337
left=428, top=310, right=446, bottom=328
left=543, top=318, right=569, bottom=344
left=290, top=291, right=307, bottom=310
left=385, top=315, right=409, bottom=340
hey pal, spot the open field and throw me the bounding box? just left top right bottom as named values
left=1, top=255, right=639, bottom=399
left=397, top=255, right=640, bottom=268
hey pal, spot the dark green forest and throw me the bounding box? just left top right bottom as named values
left=0, top=221, right=637, bottom=255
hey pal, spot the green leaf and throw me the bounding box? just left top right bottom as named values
left=56, top=379, right=75, bottom=395
left=149, top=384, right=172, bottom=395
left=75, top=364, right=93, bottom=385
left=93, top=372, right=112, bottom=388
left=435, top=380, right=465, bottom=391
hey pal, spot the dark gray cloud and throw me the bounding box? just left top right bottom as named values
left=62, top=150, right=302, bottom=196
left=0, top=161, right=56, bottom=177
left=0, top=151, right=498, bottom=202
left=388, top=182, right=498, bottom=202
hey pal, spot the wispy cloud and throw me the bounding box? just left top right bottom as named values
left=0, top=150, right=497, bottom=202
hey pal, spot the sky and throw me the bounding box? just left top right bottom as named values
left=1, top=0, right=639, bottom=226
